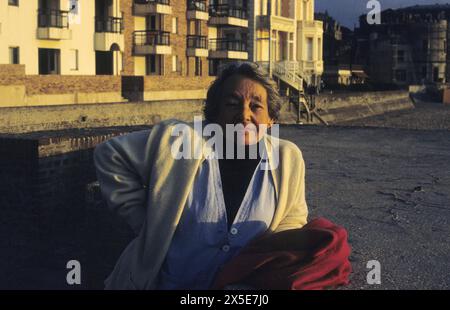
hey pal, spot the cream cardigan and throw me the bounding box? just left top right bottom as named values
left=93, top=119, right=308, bottom=289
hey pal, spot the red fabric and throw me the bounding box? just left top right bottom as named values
left=212, top=218, right=352, bottom=290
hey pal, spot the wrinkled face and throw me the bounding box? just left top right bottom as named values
left=216, top=75, right=274, bottom=145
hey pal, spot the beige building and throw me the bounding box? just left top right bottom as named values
left=250, top=0, right=323, bottom=92
left=0, top=0, right=125, bottom=75
left=0, top=0, right=127, bottom=106
left=0, top=0, right=322, bottom=108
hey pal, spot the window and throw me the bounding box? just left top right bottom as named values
left=318, top=38, right=322, bottom=60
left=421, top=66, right=427, bottom=79
left=38, top=48, right=60, bottom=75
left=397, top=50, right=405, bottom=63
left=195, top=20, right=201, bottom=35
left=422, top=39, right=428, bottom=51
left=146, top=55, right=163, bottom=75
left=172, top=55, right=178, bottom=72
left=146, top=15, right=157, bottom=30
left=395, top=70, right=406, bottom=82
left=70, top=49, right=79, bottom=71
left=9, top=47, right=20, bottom=64
left=433, top=67, right=439, bottom=82
left=195, top=57, right=202, bottom=76
left=172, top=17, right=178, bottom=34
left=209, top=59, right=218, bottom=76
left=8, top=0, right=19, bottom=6
left=306, top=37, right=313, bottom=61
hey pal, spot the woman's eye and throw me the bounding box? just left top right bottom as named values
left=251, top=102, right=263, bottom=109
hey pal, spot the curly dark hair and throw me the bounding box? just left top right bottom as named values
left=203, top=61, right=282, bottom=123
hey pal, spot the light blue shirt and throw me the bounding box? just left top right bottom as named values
left=156, top=142, right=276, bottom=290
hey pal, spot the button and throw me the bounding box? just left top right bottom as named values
left=221, top=245, right=230, bottom=252
left=230, top=228, right=238, bottom=235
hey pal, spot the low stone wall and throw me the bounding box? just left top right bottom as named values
left=313, top=90, right=414, bottom=124
left=0, top=70, right=126, bottom=107
left=0, top=64, right=26, bottom=76
left=0, top=100, right=205, bottom=134
left=141, top=76, right=214, bottom=102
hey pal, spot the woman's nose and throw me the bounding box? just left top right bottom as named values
left=240, top=102, right=252, bottom=122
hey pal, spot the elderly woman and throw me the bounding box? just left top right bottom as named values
left=94, top=62, right=308, bottom=290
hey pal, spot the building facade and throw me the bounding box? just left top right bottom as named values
left=315, top=12, right=366, bottom=88
left=0, top=0, right=323, bottom=108
left=355, top=4, right=450, bottom=87
left=249, top=0, right=323, bottom=93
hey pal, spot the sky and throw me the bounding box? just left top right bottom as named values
left=315, top=0, right=450, bottom=29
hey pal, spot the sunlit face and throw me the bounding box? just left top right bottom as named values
left=216, top=75, right=274, bottom=145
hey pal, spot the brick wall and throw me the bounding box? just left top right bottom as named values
left=0, top=74, right=121, bottom=95
left=143, top=75, right=214, bottom=91
left=121, top=0, right=135, bottom=76
left=23, top=76, right=121, bottom=95
left=0, top=64, right=26, bottom=76
left=121, top=0, right=212, bottom=79
left=0, top=128, right=144, bottom=288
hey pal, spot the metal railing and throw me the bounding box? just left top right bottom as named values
left=273, top=61, right=304, bottom=89
left=95, top=16, right=123, bottom=33
left=209, top=38, right=247, bottom=52
left=134, top=0, right=170, bottom=5
left=37, top=9, right=69, bottom=28
left=188, top=0, right=207, bottom=12
left=187, top=35, right=208, bottom=49
left=209, top=4, right=247, bottom=19
left=133, top=30, right=170, bottom=46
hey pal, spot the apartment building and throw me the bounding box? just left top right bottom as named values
left=0, top=0, right=123, bottom=76
left=249, top=0, right=323, bottom=93
left=355, top=4, right=450, bottom=87
left=0, top=0, right=127, bottom=106
left=0, top=0, right=323, bottom=108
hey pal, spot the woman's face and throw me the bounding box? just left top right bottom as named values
left=216, top=74, right=274, bottom=145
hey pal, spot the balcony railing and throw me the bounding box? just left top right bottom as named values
left=187, top=35, right=208, bottom=49
left=188, top=0, right=207, bottom=12
left=133, top=30, right=170, bottom=46
left=209, top=38, right=247, bottom=52
left=95, top=17, right=123, bottom=33
left=37, top=9, right=69, bottom=28
left=209, top=4, right=247, bottom=19
left=134, top=0, right=170, bottom=5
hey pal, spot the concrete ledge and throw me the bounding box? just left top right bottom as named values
left=314, top=91, right=414, bottom=124
left=0, top=100, right=205, bottom=134
left=0, top=87, right=127, bottom=107
left=143, top=89, right=207, bottom=101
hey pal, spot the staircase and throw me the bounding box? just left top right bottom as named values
left=257, top=61, right=326, bottom=125
left=272, top=61, right=305, bottom=91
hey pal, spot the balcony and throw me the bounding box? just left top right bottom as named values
left=133, top=30, right=171, bottom=55
left=208, top=5, right=248, bottom=28
left=133, top=0, right=172, bottom=16
left=187, top=0, right=208, bottom=20
left=298, top=20, right=323, bottom=34
left=187, top=35, right=208, bottom=57
left=94, top=17, right=124, bottom=51
left=256, top=15, right=296, bottom=32
left=300, top=60, right=324, bottom=74
left=36, top=9, right=72, bottom=40
left=209, top=38, right=248, bottom=59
